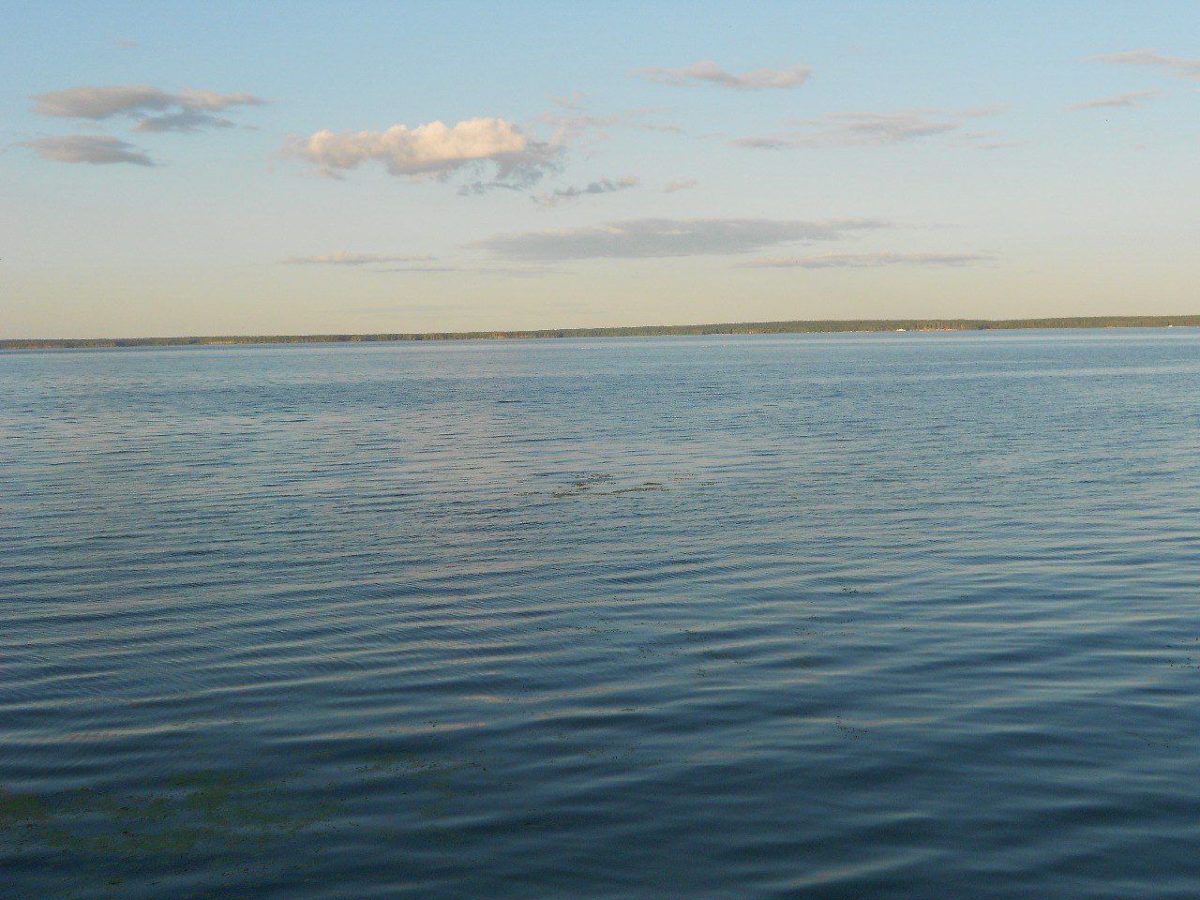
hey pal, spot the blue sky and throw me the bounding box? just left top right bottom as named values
left=3, top=1, right=1198, bottom=337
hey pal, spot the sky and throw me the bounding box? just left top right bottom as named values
left=3, top=0, right=1199, bottom=338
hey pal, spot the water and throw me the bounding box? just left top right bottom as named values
left=3, top=329, right=1200, bottom=898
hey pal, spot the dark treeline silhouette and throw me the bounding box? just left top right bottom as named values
left=5, top=315, right=1200, bottom=350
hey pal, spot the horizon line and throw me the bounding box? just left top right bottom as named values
left=5, top=314, right=1200, bottom=350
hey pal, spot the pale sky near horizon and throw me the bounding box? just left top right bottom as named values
left=3, top=1, right=1199, bottom=338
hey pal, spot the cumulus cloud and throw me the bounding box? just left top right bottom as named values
left=1089, top=49, right=1200, bottom=79
left=471, top=217, right=888, bottom=261
left=282, top=252, right=436, bottom=266
left=663, top=179, right=699, bottom=193
left=735, top=107, right=1003, bottom=149
left=534, top=175, right=639, bottom=208
left=638, top=60, right=811, bottom=90
left=30, top=85, right=264, bottom=133
left=292, top=117, right=560, bottom=187
left=1068, top=90, right=1157, bottom=110
left=739, top=252, right=991, bottom=269
left=20, top=135, right=154, bottom=166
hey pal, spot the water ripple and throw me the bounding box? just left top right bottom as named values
left=4, top=331, right=1200, bottom=897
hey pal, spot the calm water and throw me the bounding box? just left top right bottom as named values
left=4, top=330, right=1200, bottom=898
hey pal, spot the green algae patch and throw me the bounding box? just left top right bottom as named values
left=0, top=769, right=340, bottom=872
left=0, top=790, right=49, bottom=827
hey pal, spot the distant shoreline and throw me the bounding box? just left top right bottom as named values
left=4, top=315, right=1199, bottom=350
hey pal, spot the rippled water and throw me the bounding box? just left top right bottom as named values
left=4, top=330, right=1200, bottom=898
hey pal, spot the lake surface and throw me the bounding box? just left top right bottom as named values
left=4, top=330, right=1200, bottom=898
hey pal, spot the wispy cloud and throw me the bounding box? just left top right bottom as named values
left=1089, top=49, right=1200, bottom=79
left=134, top=110, right=241, bottom=133
left=534, top=175, right=639, bottom=208
left=956, top=130, right=1021, bottom=150
left=456, top=180, right=525, bottom=196
left=282, top=252, right=436, bottom=266
left=472, top=217, right=888, bottom=261
left=740, top=252, right=991, bottom=269
left=663, top=179, right=699, bottom=193
left=31, top=85, right=264, bottom=132
left=343, top=301, right=474, bottom=315
left=539, top=102, right=683, bottom=147
left=1068, top=90, right=1158, bottom=111
left=549, top=93, right=587, bottom=111
left=638, top=60, right=811, bottom=91
left=735, top=107, right=1003, bottom=149
left=279, top=253, right=550, bottom=277
left=292, top=117, right=560, bottom=188
left=20, top=135, right=155, bottom=166
left=373, top=264, right=555, bottom=277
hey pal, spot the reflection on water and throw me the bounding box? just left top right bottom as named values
left=4, top=330, right=1200, bottom=897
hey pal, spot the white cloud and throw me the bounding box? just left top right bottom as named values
left=282, top=252, right=436, bottom=266
left=1068, top=90, right=1158, bottom=110
left=292, top=117, right=560, bottom=186
left=1089, top=49, right=1200, bottom=79
left=638, top=61, right=811, bottom=90
left=472, top=217, right=888, bottom=261
left=534, top=176, right=639, bottom=208
left=20, top=135, right=154, bottom=166
left=663, top=179, right=699, bottom=193
left=735, top=107, right=1003, bottom=149
left=740, top=252, right=991, bottom=269
left=30, top=85, right=264, bottom=130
